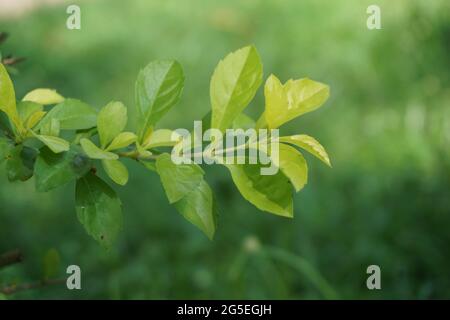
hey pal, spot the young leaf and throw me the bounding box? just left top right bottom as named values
left=6, top=145, right=37, bottom=182
left=37, top=98, right=97, bottom=131
left=34, top=146, right=92, bottom=192
left=25, top=110, right=46, bottom=129
left=210, top=46, right=263, bottom=132
left=97, top=101, right=127, bottom=149
left=135, top=60, right=184, bottom=139
left=106, top=132, right=137, bottom=151
left=226, top=163, right=293, bottom=217
left=232, top=112, right=256, bottom=130
left=75, top=172, right=122, bottom=248
left=102, top=159, right=129, bottom=186
left=22, top=88, right=64, bottom=105
left=17, top=101, right=43, bottom=124
left=34, top=133, right=70, bottom=153
left=262, top=74, right=329, bottom=129
left=276, top=144, right=308, bottom=192
left=279, top=134, right=331, bottom=167
left=0, top=63, right=21, bottom=131
left=155, top=153, right=204, bottom=203
left=142, top=129, right=178, bottom=149
left=80, top=138, right=118, bottom=160
left=174, top=180, right=217, bottom=239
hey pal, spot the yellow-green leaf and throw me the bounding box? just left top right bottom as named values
left=97, top=101, right=127, bottom=149
left=262, top=74, right=329, bottom=129
left=210, top=46, right=263, bottom=132
left=279, top=134, right=331, bottom=167
left=22, top=88, right=64, bottom=105
left=106, top=132, right=137, bottom=151
left=26, top=110, right=46, bottom=129
left=102, top=159, right=129, bottom=186
left=0, top=63, right=21, bottom=131
left=142, top=129, right=178, bottom=149
left=35, top=134, right=70, bottom=153
left=275, top=144, right=308, bottom=192
left=80, top=138, right=118, bottom=160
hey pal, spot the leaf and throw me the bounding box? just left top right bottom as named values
left=276, top=143, right=308, bottom=192
left=42, top=248, right=60, bottom=280
left=279, top=134, right=331, bottom=167
left=232, top=112, right=256, bottom=130
left=34, top=133, right=70, bottom=153
left=135, top=60, right=184, bottom=139
left=262, top=74, right=329, bottom=129
left=34, top=146, right=92, bottom=192
left=26, top=110, right=46, bottom=129
left=80, top=138, right=118, bottom=160
left=226, top=163, right=293, bottom=217
left=75, top=172, right=122, bottom=248
left=102, top=159, right=129, bottom=186
left=97, top=101, right=127, bottom=148
left=155, top=153, right=204, bottom=203
left=22, top=88, right=64, bottom=105
left=17, top=101, right=43, bottom=124
left=40, top=118, right=60, bottom=136
left=210, top=46, right=263, bottom=132
left=0, top=137, right=12, bottom=165
left=6, top=145, right=37, bottom=181
left=140, top=160, right=156, bottom=172
left=0, top=63, right=21, bottom=131
left=142, top=129, right=178, bottom=149
left=174, top=180, right=217, bottom=239
left=106, top=132, right=137, bottom=151
left=37, top=98, right=97, bottom=131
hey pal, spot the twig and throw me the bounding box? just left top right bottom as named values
left=0, top=249, right=23, bottom=270
left=0, top=278, right=65, bottom=295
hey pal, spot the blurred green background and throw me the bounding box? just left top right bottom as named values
left=0, top=0, right=449, bottom=299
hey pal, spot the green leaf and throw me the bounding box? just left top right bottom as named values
left=22, top=88, right=64, bottom=105
left=135, top=60, right=184, bottom=139
left=142, top=129, right=178, bottom=149
left=261, top=74, right=329, bottom=129
left=75, top=172, right=122, bottom=248
left=155, top=153, right=204, bottom=203
left=6, top=145, right=37, bottom=182
left=102, top=159, right=129, bottom=186
left=26, top=110, right=46, bottom=129
left=279, top=134, right=331, bottom=167
left=174, top=180, right=217, bottom=239
left=0, top=63, right=21, bottom=131
left=140, top=160, right=156, bottom=172
left=210, top=46, right=263, bottom=132
left=106, top=132, right=137, bottom=151
left=34, top=133, right=70, bottom=153
left=17, top=101, right=43, bottom=124
left=97, top=101, right=127, bottom=149
left=232, top=112, right=255, bottom=130
left=80, top=138, right=118, bottom=160
left=226, top=163, right=293, bottom=217
left=42, top=248, right=60, bottom=280
left=34, top=146, right=92, bottom=192
left=0, top=137, right=12, bottom=165
left=276, top=143, right=308, bottom=192
left=40, top=118, right=60, bottom=136
left=37, top=98, right=97, bottom=131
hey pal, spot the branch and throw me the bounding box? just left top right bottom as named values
left=0, top=278, right=65, bottom=295
left=0, top=250, right=23, bottom=270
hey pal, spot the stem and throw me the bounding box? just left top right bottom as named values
left=0, top=250, right=23, bottom=270
left=0, top=278, right=65, bottom=295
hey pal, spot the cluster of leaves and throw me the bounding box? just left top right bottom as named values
left=0, top=45, right=331, bottom=247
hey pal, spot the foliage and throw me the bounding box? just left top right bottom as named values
left=0, top=46, right=330, bottom=247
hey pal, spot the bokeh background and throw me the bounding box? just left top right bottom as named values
left=0, top=0, right=449, bottom=299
